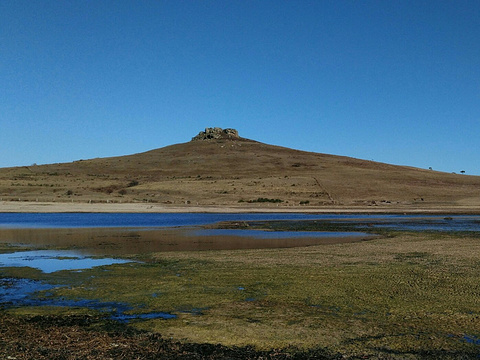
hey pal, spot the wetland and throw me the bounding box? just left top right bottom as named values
left=1, top=213, right=480, bottom=359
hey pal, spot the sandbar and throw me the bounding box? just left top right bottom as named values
left=1, top=201, right=479, bottom=214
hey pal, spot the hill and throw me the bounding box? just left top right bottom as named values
left=1, top=128, right=479, bottom=211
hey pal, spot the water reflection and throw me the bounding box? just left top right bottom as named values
left=367, top=217, right=480, bottom=232
left=0, top=278, right=176, bottom=322
left=0, top=250, right=132, bottom=273
left=0, top=278, right=55, bottom=303
left=1, top=213, right=479, bottom=230
left=0, top=227, right=372, bottom=255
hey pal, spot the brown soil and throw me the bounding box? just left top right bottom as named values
left=0, top=313, right=338, bottom=359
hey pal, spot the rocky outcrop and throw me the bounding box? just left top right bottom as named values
left=192, top=128, right=240, bottom=141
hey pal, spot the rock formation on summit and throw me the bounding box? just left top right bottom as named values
left=192, top=128, right=240, bottom=141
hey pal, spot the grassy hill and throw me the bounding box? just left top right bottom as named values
left=1, top=131, right=479, bottom=210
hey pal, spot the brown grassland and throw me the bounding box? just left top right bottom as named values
left=1, top=136, right=479, bottom=212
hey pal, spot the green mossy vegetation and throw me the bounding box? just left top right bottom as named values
left=2, top=229, right=479, bottom=358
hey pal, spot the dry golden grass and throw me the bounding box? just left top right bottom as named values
left=1, top=137, right=479, bottom=211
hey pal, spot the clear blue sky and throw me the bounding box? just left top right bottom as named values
left=1, top=1, right=479, bottom=175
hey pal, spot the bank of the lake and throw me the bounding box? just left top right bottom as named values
left=1, top=201, right=480, bottom=214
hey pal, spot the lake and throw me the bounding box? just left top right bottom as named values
left=1, top=212, right=479, bottom=323
left=1, top=212, right=479, bottom=230
left=1, top=212, right=479, bottom=267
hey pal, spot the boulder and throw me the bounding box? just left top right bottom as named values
left=192, top=128, right=240, bottom=141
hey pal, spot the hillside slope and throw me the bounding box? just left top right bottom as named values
left=1, top=130, right=479, bottom=210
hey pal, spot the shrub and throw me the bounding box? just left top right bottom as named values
left=127, top=180, right=139, bottom=187
left=247, top=198, right=283, bottom=203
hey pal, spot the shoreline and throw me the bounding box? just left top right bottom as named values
left=1, top=201, right=479, bottom=214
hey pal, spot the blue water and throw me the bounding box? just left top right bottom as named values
left=0, top=250, right=132, bottom=273
left=0, top=213, right=479, bottom=232
left=0, top=213, right=331, bottom=228
left=0, top=278, right=55, bottom=302
left=371, top=217, right=480, bottom=232
left=0, top=278, right=175, bottom=321
left=463, top=334, right=480, bottom=346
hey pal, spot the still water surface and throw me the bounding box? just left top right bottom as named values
left=0, top=212, right=479, bottom=231
left=0, top=212, right=331, bottom=228
left=0, top=250, right=131, bottom=273
left=0, top=277, right=176, bottom=321
left=0, top=213, right=479, bottom=257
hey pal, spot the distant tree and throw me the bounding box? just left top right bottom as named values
left=428, top=167, right=433, bottom=170
left=460, top=170, right=466, bottom=174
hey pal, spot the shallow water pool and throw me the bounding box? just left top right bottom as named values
left=0, top=250, right=132, bottom=273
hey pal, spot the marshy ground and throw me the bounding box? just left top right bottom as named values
left=1, top=221, right=480, bottom=359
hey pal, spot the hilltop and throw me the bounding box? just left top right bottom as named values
left=1, top=128, right=479, bottom=212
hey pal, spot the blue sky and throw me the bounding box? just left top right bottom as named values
left=1, top=1, right=479, bottom=174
